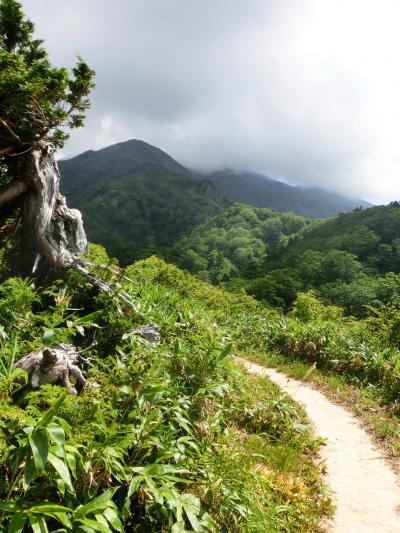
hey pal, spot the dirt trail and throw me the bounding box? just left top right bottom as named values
left=242, top=360, right=400, bottom=533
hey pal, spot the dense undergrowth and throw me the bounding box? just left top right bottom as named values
left=136, top=257, right=400, bottom=406
left=262, top=293, right=400, bottom=405
left=0, top=248, right=331, bottom=532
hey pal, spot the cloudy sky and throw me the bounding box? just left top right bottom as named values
left=21, top=0, right=400, bottom=203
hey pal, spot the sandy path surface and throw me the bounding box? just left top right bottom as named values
left=242, top=360, right=400, bottom=533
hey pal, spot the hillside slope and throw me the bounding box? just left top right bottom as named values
left=0, top=251, right=331, bottom=532
left=273, top=203, right=400, bottom=267
left=247, top=203, right=400, bottom=315
left=168, top=203, right=321, bottom=283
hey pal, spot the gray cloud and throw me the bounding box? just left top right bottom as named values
left=21, top=0, right=400, bottom=203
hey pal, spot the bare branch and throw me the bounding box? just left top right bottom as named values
left=0, top=146, right=15, bottom=157
left=72, top=262, right=142, bottom=315
left=0, top=118, right=22, bottom=145
left=7, top=145, right=34, bottom=157
left=0, top=179, right=28, bottom=205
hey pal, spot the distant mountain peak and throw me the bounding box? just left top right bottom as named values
left=91, top=139, right=186, bottom=171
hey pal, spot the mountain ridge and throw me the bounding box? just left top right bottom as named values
left=59, top=140, right=227, bottom=264
left=61, top=139, right=372, bottom=216
left=59, top=139, right=373, bottom=263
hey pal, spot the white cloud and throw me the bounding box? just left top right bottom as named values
left=21, top=0, right=400, bottom=202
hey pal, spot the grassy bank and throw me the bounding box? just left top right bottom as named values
left=136, top=258, right=400, bottom=469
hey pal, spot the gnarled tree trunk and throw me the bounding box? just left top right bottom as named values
left=2, top=142, right=87, bottom=277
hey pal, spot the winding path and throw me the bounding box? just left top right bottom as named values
left=242, top=360, right=400, bottom=533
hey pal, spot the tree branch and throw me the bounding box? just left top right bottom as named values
left=0, top=146, right=15, bottom=157
left=0, top=118, right=22, bottom=145
left=0, top=180, right=28, bottom=205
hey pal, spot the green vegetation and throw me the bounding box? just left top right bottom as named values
left=169, top=202, right=400, bottom=318
left=60, top=140, right=400, bottom=319
left=257, top=204, right=400, bottom=316
left=134, top=259, right=400, bottom=405
left=168, top=203, right=320, bottom=286
left=59, top=138, right=400, bottom=321
left=252, top=290, right=400, bottom=403
left=0, top=0, right=94, bottom=153
left=142, top=259, right=400, bottom=448
left=0, top=250, right=331, bottom=532
left=2, top=247, right=400, bottom=531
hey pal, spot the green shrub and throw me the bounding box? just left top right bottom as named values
left=291, top=291, right=342, bottom=322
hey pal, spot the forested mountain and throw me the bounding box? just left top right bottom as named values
left=59, top=139, right=396, bottom=318
left=60, top=140, right=228, bottom=264
left=206, top=169, right=372, bottom=217
left=268, top=203, right=400, bottom=269
left=168, top=203, right=322, bottom=284
left=60, top=139, right=370, bottom=263
left=166, top=202, right=400, bottom=317
left=248, top=203, right=400, bottom=315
